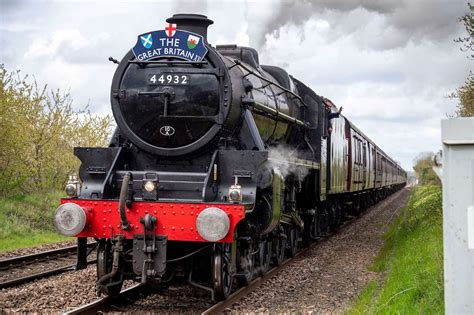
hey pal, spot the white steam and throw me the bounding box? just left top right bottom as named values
left=257, top=146, right=310, bottom=189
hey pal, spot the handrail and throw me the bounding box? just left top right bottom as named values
left=232, top=59, right=308, bottom=108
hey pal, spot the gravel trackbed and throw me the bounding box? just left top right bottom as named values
left=229, top=188, right=410, bottom=314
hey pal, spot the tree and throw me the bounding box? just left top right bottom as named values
left=452, top=3, right=474, bottom=117
left=413, top=152, right=441, bottom=186
left=0, top=65, right=113, bottom=196
left=452, top=75, right=474, bottom=117
left=455, top=3, right=474, bottom=59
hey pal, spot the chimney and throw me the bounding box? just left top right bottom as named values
left=166, top=14, right=214, bottom=42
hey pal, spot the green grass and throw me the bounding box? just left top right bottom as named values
left=0, top=191, right=71, bottom=251
left=348, top=185, right=443, bottom=314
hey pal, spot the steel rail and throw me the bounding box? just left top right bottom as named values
left=0, top=243, right=96, bottom=270
left=200, top=193, right=392, bottom=315
left=64, top=284, right=145, bottom=315
left=0, top=243, right=97, bottom=289
left=0, top=259, right=97, bottom=289
left=201, top=240, right=322, bottom=315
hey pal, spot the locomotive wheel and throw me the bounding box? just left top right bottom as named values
left=237, top=244, right=255, bottom=286
left=286, top=228, right=299, bottom=258
left=302, top=213, right=317, bottom=247
left=335, top=203, right=342, bottom=226
left=257, top=240, right=272, bottom=276
left=318, top=208, right=329, bottom=235
left=97, top=240, right=123, bottom=297
left=359, top=198, right=365, bottom=213
left=272, top=232, right=286, bottom=266
left=354, top=199, right=361, bottom=216
left=329, top=203, right=339, bottom=230
left=212, top=244, right=233, bottom=301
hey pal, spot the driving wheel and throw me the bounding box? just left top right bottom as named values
left=212, top=244, right=233, bottom=301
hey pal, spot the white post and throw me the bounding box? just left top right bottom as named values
left=442, top=118, right=474, bottom=314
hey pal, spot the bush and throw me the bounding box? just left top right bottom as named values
left=413, top=152, right=441, bottom=186
left=0, top=65, right=113, bottom=196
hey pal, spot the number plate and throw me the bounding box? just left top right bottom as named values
left=148, top=73, right=189, bottom=85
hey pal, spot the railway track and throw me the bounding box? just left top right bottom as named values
left=201, top=215, right=362, bottom=314
left=64, top=284, right=147, bottom=315
left=65, top=213, right=364, bottom=315
left=202, top=255, right=299, bottom=314
left=64, top=237, right=336, bottom=314
left=0, top=243, right=97, bottom=289
left=204, top=190, right=407, bottom=314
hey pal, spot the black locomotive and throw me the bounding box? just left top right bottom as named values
left=53, top=14, right=406, bottom=300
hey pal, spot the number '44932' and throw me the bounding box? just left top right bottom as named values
left=148, top=74, right=189, bottom=85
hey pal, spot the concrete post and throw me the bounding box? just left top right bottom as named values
left=442, top=118, right=474, bottom=314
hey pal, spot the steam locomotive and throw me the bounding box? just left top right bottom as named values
left=53, top=14, right=406, bottom=300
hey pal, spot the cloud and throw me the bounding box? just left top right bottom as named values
left=256, top=10, right=468, bottom=169
left=171, top=0, right=208, bottom=15
left=24, top=29, right=111, bottom=64
left=0, top=0, right=28, bottom=13
left=250, top=0, right=467, bottom=50
left=1, top=0, right=471, bottom=171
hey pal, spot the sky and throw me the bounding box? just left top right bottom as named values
left=0, top=0, right=471, bottom=170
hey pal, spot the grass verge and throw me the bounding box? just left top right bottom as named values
left=0, top=191, right=70, bottom=252
left=347, top=185, right=443, bottom=314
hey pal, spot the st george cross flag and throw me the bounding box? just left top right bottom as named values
left=165, top=23, right=177, bottom=37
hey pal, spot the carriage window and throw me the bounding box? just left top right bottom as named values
left=363, top=145, right=367, bottom=166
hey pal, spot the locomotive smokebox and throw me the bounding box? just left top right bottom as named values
left=166, top=14, right=213, bottom=42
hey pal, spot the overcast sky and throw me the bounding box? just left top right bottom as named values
left=0, top=0, right=471, bottom=170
